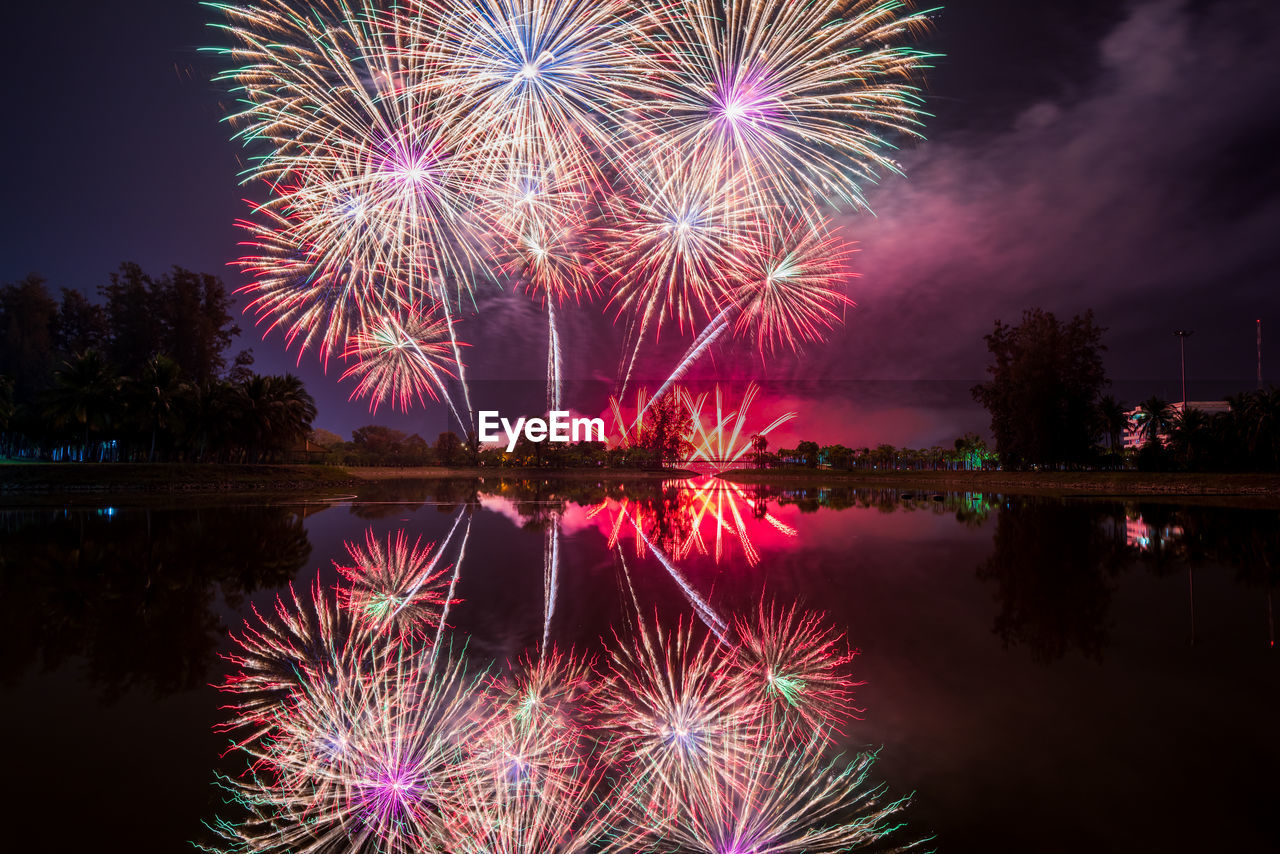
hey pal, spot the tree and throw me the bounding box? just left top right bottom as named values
left=825, top=443, right=854, bottom=470
left=127, top=355, right=189, bottom=462
left=638, top=393, right=693, bottom=466
left=796, top=440, right=820, bottom=468
left=0, top=275, right=59, bottom=405
left=972, top=308, right=1109, bottom=469
left=55, top=288, right=107, bottom=355
left=42, top=350, right=120, bottom=460
left=1094, top=395, right=1128, bottom=454
left=99, top=263, right=241, bottom=384
left=750, top=433, right=768, bottom=468
left=436, top=431, right=464, bottom=465
left=158, top=266, right=240, bottom=384
left=99, top=262, right=165, bottom=378
left=1133, top=396, right=1175, bottom=447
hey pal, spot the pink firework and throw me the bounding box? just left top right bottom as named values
left=339, top=301, right=462, bottom=415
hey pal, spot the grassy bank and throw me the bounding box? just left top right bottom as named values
left=346, top=466, right=694, bottom=481
left=717, top=468, right=1280, bottom=497
left=0, top=462, right=695, bottom=495
left=0, top=462, right=357, bottom=493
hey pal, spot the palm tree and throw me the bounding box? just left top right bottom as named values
left=750, top=433, right=767, bottom=468
left=42, top=350, right=120, bottom=460
left=1095, top=395, right=1128, bottom=453
left=1169, top=406, right=1212, bottom=469
left=128, top=354, right=188, bottom=462
left=236, top=374, right=318, bottom=462
left=1134, top=396, right=1175, bottom=447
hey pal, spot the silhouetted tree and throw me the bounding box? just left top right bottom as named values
left=41, top=350, right=120, bottom=460
left=972, top=308, right=1108, bottom=468
left=638, top=392, right=693, bottom=466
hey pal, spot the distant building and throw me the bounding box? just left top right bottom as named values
left=1122, top=400, right=1232, bottom=450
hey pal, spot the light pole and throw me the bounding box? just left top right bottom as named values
left=1173, top=329, right=1193, bottom=415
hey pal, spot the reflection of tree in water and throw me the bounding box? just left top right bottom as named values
left=977, top=499, right=1130, bottom=663
left=0, top=505, right=313, bottom=699
left=1134, top=503, right=1280, bottom=587
left=770, top=486, right=999, bottom=525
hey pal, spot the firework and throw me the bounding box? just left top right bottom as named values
left=683, top=383, right=796, bottom=467
left=213, top=0, right=933, bottom=421
left=730, top=218, right=854, bottom=353
left=678, top=476, right=798, bottom=566
left=336, top=528, right=454, bottom=641
left=212, top=645, right=490, bottom=853
left=668, top=726, right=915, bottom=854
left=602, top=154, right=761, bottom=395
left=645, top=227, right=852, bottom=408
left=434, top=0, right=641, bottom=184
left=339, top=301, right=462, bottom=417
left=734, top=602, right=861, bottom=731
left=596, top=618, right=759, bottom=806
left=634, top=0, right=935, bottom=220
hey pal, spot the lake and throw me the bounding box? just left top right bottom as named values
left=1, top=477, right=1276, bottom=852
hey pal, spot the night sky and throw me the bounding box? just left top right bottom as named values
left=3, top=0, right=1278, bottom=446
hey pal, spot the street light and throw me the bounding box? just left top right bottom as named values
left=1173, top=329, right=1193, bottom=414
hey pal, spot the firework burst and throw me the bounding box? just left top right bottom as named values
left=339, top=301, right=462, bottom=416
left=596, top=618, right=760, bottom=805
left=635, top=0, right=935, bottom=220
left=734, top=602, right=861, bottom=731
left=336, top=528, right=455, bottom=641
left=668, top=726, right=916, bottom=854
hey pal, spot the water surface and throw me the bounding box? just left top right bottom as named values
left=1, top=478, right=1276, bottom=852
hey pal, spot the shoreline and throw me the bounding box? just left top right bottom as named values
left=715, top=468, right=1280, bottom=497
left=0, top=462, right=694, bottom=497
left=4, top=462, right=1278, bottom=500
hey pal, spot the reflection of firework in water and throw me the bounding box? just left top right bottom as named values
left=336, top=529, right=453, bottom=641
left=211, top=574, right=488, bottom=852
left=670, top=727, right=915, bottom=854
left=735, top=602, right=860, bottom=731
left=679, top=476, right=797, bottom=566
left=596, top=619, right=759, bottom=803
left=209, top=504, right=916, bottom=851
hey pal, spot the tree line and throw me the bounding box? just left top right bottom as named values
left=971, top=308, right=1280, bottom=472
left=0, top=265, right=317, bottom=462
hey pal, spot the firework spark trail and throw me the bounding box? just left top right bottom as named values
left=616, top=501, right=727, bottom=639
left=669, top=725, right=914, bottom=854
left=542, top=511, right=561, bottom=657
left=640, top=306, right=734, bottom=413
left=431, top=508, right=474, bottom=667
left=683, top=382, right=797, bottom=466
left=436, top=296, right=476, bottom=432
left=381, top=507, right=470, bottom=628
left=547, top=300, right=563, bottom=411
left=336, top=528, right=452, bottom=641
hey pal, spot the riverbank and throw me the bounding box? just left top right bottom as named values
left=346, top=466, right=694, bottom=481
left=717, top=468, right=1280, bottom=497
left=0, top=462, right=357, bottom=493
left=0, top=462, right=693, bottom=495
